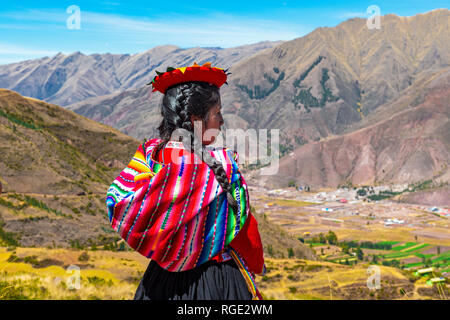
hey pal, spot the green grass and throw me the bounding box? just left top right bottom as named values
left=404, top=262, right=425, bottom=268
left=384, top=251, right=415, bottom=259
left=431, top=252, right=450, bottom=263
left=403, top=244, right=430, bottom=253
left=0, top=278, right=49, bottom=299
left=392, top=242, right=419, bottom=251
left=308, top=243, right=325, bottom=247
left=381, top=243, right=441, bottom=260
left=0, top=108, right=42, bottom=130
left=415, top=253, right=436, bottom=259
left=381, top=245, right=450, bottom=270
left=0, top=221, right=20, bottom=246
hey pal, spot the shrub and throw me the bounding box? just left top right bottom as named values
left=0, top=219, right=20, bottom=246
left=78, top=252, right=90, bottom=262
left=287, top=247, right=294, bottom=258
left=267, top=244, right=274, bottom=257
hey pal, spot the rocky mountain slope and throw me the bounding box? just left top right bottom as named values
left=0, top=41, right=283, bottom=106
left=0, top=88, right=140, bottom=247
left=250, top=68, right=450, bottom=188
left=66, top=9, right=449, bottom=150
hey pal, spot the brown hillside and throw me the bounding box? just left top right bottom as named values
left=0, top=89, right=140, bottom=247
left=251, top=69, right=450, bottom=188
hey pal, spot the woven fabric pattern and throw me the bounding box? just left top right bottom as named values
left=105, top=138, right=251, bottom=272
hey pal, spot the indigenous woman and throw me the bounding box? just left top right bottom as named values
left=105, top=62, right=265, bottom=300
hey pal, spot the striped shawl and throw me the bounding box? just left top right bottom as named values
left=105, top=138, right=264, bottom=273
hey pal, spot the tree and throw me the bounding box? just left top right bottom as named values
left=356, top=248, right=364, bottom=261
left=318, top=233, right=327, bottom=244
left=372, top=254, right=378, bottom=264
left=357, top=189, right=367, bottom=196
left=287, top=247, right=294, bottom=258
left=326, top=230, right=338, bottom=245
left=341, top=242, right=350, bottom=254
left=437, top=246, right=441, bottom=255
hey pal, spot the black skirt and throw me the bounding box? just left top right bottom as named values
left=133, top=259, right=252, bottom=300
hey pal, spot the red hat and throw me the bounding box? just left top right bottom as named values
left=147, top=61, right=231, bottom=94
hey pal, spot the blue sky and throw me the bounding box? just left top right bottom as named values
left=0, top=1, right=448, bottom=64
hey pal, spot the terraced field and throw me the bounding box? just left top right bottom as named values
left=315, top=240, right=449, bottom=273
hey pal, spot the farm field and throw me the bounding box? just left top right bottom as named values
left=0, top=247, right=448, bottom=300
left=248, top=186, right=450, bottom=282
left=309, top=241, right=449, bottom=272
left=0, top=185, right=448, bottom=300
left=250, top=186, right=450, bottom=247
left=250, top=187, right=450, bottom=245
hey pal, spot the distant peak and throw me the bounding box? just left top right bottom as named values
left=70, top=51, right=84, bottom=56
left=150, top=44, right=180, bottom=50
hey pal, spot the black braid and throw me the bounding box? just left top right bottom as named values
left=156, top=82, right=239, bottom=214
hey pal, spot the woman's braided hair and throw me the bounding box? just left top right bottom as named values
left=155, top=81, right=239, bottom=213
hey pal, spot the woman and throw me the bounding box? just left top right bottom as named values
left=105, top=62, right=264, bottom=300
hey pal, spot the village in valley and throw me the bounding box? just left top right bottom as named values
left=248, top=182, right=450, bottom=287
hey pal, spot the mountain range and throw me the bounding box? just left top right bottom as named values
left=250, top=67, right=450, bottom=188
left=0, top=9, right=449, bottom=189
left=62, top=9, right=450, bottom=146
left=0, top=41, right=283, bottom=106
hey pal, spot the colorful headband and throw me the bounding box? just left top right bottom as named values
left=147, top=61, right=231, bottom=94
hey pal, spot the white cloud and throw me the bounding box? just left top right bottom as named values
left=0, top=43, right=60, bottom=65
left=0, top=9, right=309, bottom=47
left=0, top=43, right=58, bottom=56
